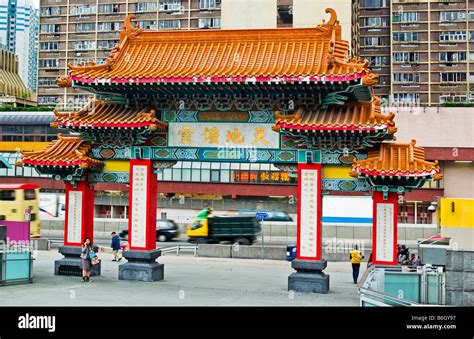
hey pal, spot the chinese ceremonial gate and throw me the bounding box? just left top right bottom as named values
left=18, top=9, right=441, bottom=292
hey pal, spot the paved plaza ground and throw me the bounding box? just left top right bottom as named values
left=0, top=250, right=365, bottom=306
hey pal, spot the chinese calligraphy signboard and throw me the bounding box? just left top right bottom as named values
left=66, top=190, right=82, bottom=245
left=372, top=191, right=397, bottom=265
left=128, top=159, right=157, bottom=250
left=168, top=123, right=280, bottom=149
left=130, top=165, right=148, bottom=249
left=296, top=163, right=322, bottom=260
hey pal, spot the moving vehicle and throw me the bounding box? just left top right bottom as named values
left=187, top=208, right=261, bottom=245
left=0, top=183, right=41, bottom=238
left=239, top=210, right=293, bottom=222
left=119, top=219, right=180, bottom=242
left=39, top=192, right=65, bottom=219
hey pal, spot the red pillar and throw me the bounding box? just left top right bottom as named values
left=64, top=180, right=94, bottom=247
left=128, top=159, right=157, bottom=251
left=296, top=163, right=323, bottom=261
left=372, top=191, right=398, bottom=266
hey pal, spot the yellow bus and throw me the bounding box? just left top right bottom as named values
left=0, top=184, right=41, bottom=238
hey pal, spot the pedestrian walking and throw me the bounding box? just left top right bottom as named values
left=350, top=245, right=364, bottom=284
left=111, top=232, right=122, bottom=262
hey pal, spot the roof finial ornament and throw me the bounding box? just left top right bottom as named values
left=325, top=8, right=337, bottom=26
left=123, top=14, right=143, bottom=37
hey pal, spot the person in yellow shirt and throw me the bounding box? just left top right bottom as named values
left=350, top=245, right=364, bottom=284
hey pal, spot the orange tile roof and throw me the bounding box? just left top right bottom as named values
left=67, top=9, right=375, bottom=85
left=17, top=134, right=103, bottom=169
left=273, top=98, right=396, bottom=134
left=351, top=140, right=442, bottom=179
left=51, top=100, right=167, bottom=130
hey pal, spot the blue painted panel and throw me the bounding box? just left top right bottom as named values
left=323, top=216, right=373, bottom=224
left=5, top=252, right=30, bottom=281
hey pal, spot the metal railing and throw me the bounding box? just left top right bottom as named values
left=359, top=265, right=446, bottom=307
left=159, top=245, right=198, bottom=257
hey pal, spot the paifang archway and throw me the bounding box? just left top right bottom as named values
left=18, top=9, right=442, bottom=293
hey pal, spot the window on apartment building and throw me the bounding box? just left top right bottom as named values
left=38, top=96, right=59, bottom=104
left=393, top=32, right=419, bottom=42
left=38, top=77, right=57, bottom=86
left=362, top=17, right=387, bottom=27
left=41, top=7, right=60, bottom=16
left=439, top=11, right=466, bottom=22
left=440, top=72, right=467, bottom=82
left=158, top=20, right=181, bottom=29
left=439, top=52, right=466, bottom=63
left=137, top=21, right=157, bottom=29
left=393, top=12, right=418, bottom=23
left=39, top=59, right=59, bottom=68
left=160, top=0, right=182, bottom=11
left=76, top=22, right=96, bottom=32
left=277, top=5, right=293, bottom=27
left=361, top=0, right=387, bottom=8
left=97, top=40, right=119, bottom=49
left=470, top=31, right=474, bottom=41
left=393, top=73, right=420, bottom=83
left=378, top=76, right=389, bottom=85
left=40, top=42, right=59, bottom=51
left=98, top=22, right=122, bottom=31
left=40, top=24, right=60, bottom=33
left=367, top=56, right=389, bottom=66
left=393, top=52, right=419, bottom=63
left=198, top=18, right=221, bottom=29
left=199, top=0, right=221, bottom=10
left=439, top=31, right=467, bottom=41
left=362, top=36, right=389, bottom=46
left=98, top=4, right=119, bottom=13
left=73, top=40, right=96, bottom=50
left=440, top=94, right=468, bottom=104
left=72, top=5, right=97, bottom=15
left=73, top=58, right=95, bottom=66
left=392, top=93, right=419, bottom=103
left=136, top=2, right=158, bottom=12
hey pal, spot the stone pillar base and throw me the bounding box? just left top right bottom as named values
left=118, top=249, right=164, bottom=282
left=288, top=259, right=329, bottom=294
left=54, top=246, right=101, bottom=277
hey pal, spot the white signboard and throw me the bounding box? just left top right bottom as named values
left=67, top=191, right=82, bottom=244
left=168, top=123, right=280, bottom=149
left=299, top=169, right=319, bottom=258
left=130, top=165, right=148, bottom=248
left=375, top=203, right=395, bottom=263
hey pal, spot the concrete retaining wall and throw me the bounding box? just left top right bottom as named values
left=198, top=244, right=378, bottom=262
left=445, top=250, right=474, bottom=306
left=198, top=244, right=232, bottom=258
left=40, top=219, right=437, bottom=244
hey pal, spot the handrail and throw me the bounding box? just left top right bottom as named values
left=159, top=245, right=198, bottom=256
left=359, top=286, right=422, bottom=307
left=359, top=265, right=445, bottom=306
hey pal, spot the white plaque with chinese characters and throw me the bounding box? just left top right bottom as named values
left=168, top=123, right=280, bottom=149
left=67, top=191, right=82, bottom=244
left=299, top=169, right=319, bottom=258
left=130, top=165, right=148, bottom=248
left=375, top=203, right=394, bottom=263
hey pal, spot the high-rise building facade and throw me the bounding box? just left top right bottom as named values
left=37, top=0, right=222, bottom=106
left=353, top=0, right=474, bottom=106
left=0, top=0, right=38, bottom=92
